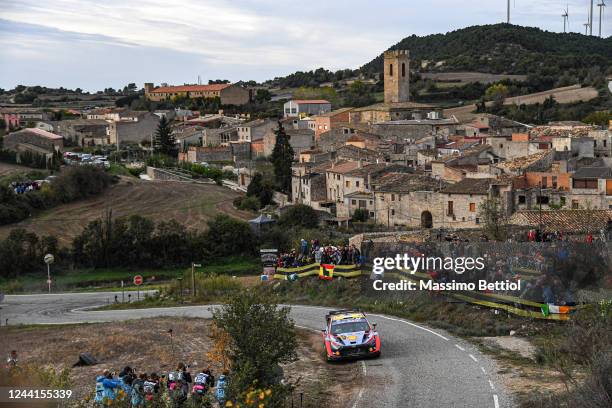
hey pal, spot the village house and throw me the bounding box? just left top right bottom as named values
left=370, top=117, right=456, bottom=142
left=438, top=178, right=511, bottom=229
left=237, top=119, right=277, bottom=143
left=55, top=119, right=110, bottom=146
left=108, top=112, right=160, bottom=145
left=3, top=128, right=63, bottom=160
left=431, top=144, right=498, bottom=182
left=312, top=108, right=353, bottom=140
left=569, top=167, right=612, bottom=209
left=262, top=128, right=314, bottom=157
left=372, top=172, right=444, bottom=228
left=511, top=169, right=571, bottom=212
left=144, top=83, right=251, bottom=105
left=202, top=126, right=239, bottom=146
left=283, top=100, right=331, bottom=118
left=292, top=160, right=336, bottom=212
left=1, top=108, right=49, bottom=130
left=588, top=130, right=612, bottom=157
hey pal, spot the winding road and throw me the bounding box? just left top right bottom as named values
left=2, top=292, right=512, bottom=408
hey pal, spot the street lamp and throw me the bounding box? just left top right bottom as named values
left=43, top=254, right=54, bottom=293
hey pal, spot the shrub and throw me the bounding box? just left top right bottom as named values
left=278, top=204, right=318, bottom=229
left=352, top=208, right=369, bottom=222
left=239, top=196, right=260, bottom=211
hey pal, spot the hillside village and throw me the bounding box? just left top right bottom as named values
left=2, top=47, right=611, bottom=238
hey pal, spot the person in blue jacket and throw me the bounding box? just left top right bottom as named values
left=94, top=369, right=120, bottom=405
left=215, top=371, right=228, bottom=406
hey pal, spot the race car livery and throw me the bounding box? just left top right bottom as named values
left=323, top=309, right=381, bottom=361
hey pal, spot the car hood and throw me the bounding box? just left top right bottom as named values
left=333, top=331, right=369, bottom=346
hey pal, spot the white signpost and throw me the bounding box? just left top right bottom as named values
left=43, top=254, right=55, bottom=293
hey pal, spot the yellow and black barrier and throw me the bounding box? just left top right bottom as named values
left=274, top=263, right=363, bottom=280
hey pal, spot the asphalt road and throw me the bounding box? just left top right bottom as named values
left=2, top=292, right=512, bottom=408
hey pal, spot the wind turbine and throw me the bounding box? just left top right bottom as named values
left=507, top=0, right=511, bottom=23
left=584, top=21, right=590, bottom=35
left=598, top=1, right=606, bottom=37
left=590, top=0, right=594, bottom=35
left=562, top=6, right=569, bottom=33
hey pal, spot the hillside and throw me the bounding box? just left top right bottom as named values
left=360, top=24, right=612, bottom=76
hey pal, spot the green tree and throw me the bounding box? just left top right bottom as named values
left=485, top=83, right=509, bottom=107
left=278, top=204, right=318, bottom=229
left=270, top=122, right=293, bottom=196
left=153, top=116, right=176, bottom=157
left=246, top=173, right=274, bottom=207
left=204, top=215, right=256, bottom=258
left=213, top=290, right=297, bottom=404
left=583, top=111, right=612, bottom=128
left=352, top=208, right=369, bottom=222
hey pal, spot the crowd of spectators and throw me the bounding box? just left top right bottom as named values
left=278, top=239, right=363, bottom=268
left=9, top=180, right=45, bottom=194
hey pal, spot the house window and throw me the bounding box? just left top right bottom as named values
left=572, top=200, right=579, bottom=209
left=346, top=181, right=350, bottom=188
left=391, top=194, right=395, bottom=201
left=573, top=179, right=598, bottom=189
left=475, top=218, right=480, bottom=224
left=552, top=176, right=558, bottom=189
left=401, top=62, right=406, bottom=77
left=356, top=181, right=360, bottom=188
left=351, top=200, right=356, bottom=205
left=604, top=140, right=607, bottom=147
left=536, top=195, right=549, bottom=205
left=541, top=177, right=548, bottom=188
left=469, top=203, right=476, bottom=212
left=389, top=63, right=393, bottom=76
left=447, top=201, right=454, bottom=216
left=391, top=209, right=395, bottom=216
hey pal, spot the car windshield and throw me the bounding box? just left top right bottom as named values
left=331, top=321, right=370, bottom=334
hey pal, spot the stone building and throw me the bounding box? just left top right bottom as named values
left=372, top=173, right=444, bottom=228
left=108, top=112, right=160, bottom=145
left=569, top=166, right=612, bottom=209
left=144, top=83, right=251, bottom=105
left=3, top=128, right=63, bottom=159
left=383, top=50, right=410, bottom=104
left=55, top=119, right=109, bottom=146
left=312, top=108, right=353, bottom=141
left=237, top=119, right=277, bottom=143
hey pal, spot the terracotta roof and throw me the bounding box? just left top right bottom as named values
left=327, top=160, right=361, bottom=174
left=375, top=173, right=443, bottom=193
left=496, top=150, right=551, bottom=172
left=153, top=84, right=232, bottom=93
left=290, top=99, right=330, bottom=104
left=441, top=178, right=491, bottom=195
left=510, top=210, right=612, bottom=232
left=353, top=102, right=434, bottom=112
left=466, top=122, right=489, bottom=129
left=12, top=128, right=62, bottom=140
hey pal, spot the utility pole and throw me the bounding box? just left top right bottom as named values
left=191, top=263, right=201, bottom=297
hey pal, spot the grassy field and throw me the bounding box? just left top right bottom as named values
left=443, top=84, right=599, bottom=121
left=0, top=177, right=255, bottom=244
left=0, top=162, right=46, bottom=179
left=0, top=257, right=261, bottom=293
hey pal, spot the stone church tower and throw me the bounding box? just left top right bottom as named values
left=383, top=50, right=410, bottom=104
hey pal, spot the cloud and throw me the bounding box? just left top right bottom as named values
left=0, top=0, right=609, bottom=90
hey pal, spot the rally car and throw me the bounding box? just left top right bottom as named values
left=322, top=309, right=381, bottom=361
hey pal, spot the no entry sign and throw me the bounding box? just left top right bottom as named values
left=133, top=275, right=143, bottom=285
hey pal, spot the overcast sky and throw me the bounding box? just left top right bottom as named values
left=0, top=0, right=610, bottom=91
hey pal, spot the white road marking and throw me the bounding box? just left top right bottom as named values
left=351, top=361, right=368, bottom=408
left=294, top=324, right=320, bottom=333
left=480, top=366, right=486, bottom=374
left=493, top=394, right=500, bottom=408
left=489, top=380, right=495, bottom=391
left=469, top=354, right=478, bottom=362
left=455, top=344, right=466, bottom=352
left=369, top=313, right=449, bottom=341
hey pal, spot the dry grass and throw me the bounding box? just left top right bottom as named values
left=0, top=178, right=253, bottom=244
left=0, top=318, right=362, bottom=407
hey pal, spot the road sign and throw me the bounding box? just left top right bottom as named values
left=46, top=279, right=52, bottom=284
left=44, top=254, right=54, bottom=264
left=133, top=275, right=143, bottom=286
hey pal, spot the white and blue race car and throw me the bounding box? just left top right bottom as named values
left=322, top=309, right=381, bottom=361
